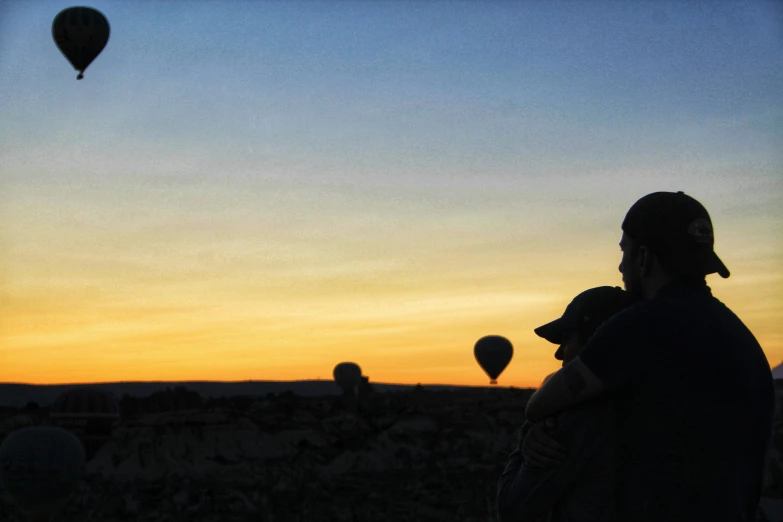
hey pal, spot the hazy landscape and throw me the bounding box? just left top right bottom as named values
left=1, top=380, right=532, bottom=521
left=1, top=378, right=782, bottom=521
left=0, top=381, right=481, bottom=411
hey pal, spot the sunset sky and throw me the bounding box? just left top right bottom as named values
left=1, top=1, right=781, bottom=388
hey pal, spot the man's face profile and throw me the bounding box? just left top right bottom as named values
left=619, top=233, right=644, bottom=301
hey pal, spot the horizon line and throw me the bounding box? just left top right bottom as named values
left=0, top=378, right=530, bottom=389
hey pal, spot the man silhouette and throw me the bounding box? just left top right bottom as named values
left=497, top=286, right=636, bottom=522
left=525, top=191, right=775, bottom=521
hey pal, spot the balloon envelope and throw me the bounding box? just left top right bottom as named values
left=474, top=335, right=513, bottom=384
left=49, top=387, right=120, bottom=448
left=333, top=362, right=362, bottom=394
left=50, top=387, right=120, bottom=422
left=52, top=6, right=110, bottom=79
left=0, top=426, right=85, bottom=518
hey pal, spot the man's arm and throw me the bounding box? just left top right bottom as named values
left=525, top=358, right=606, bottom=422
left=497, top=420, right=554, bottom=522
left=497, top=404, right=614, bottom=521
left=497, top=447, right=551, bottom=522
left=525, top=301, right=650, bottom=423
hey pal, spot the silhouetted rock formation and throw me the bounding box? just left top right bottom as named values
left=1, top=387, right=530, bottom=521
left=1, top=383, right=780, bottom=521
left=120, top=386, right=203, bottom=417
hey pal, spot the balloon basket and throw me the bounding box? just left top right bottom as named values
left=489, top=380, right=497, bottom=385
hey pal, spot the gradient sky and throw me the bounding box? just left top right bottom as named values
left=1, top=1, right=782, bottom=388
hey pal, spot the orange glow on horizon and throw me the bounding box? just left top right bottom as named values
left=3, top=264, right=780, bottom=389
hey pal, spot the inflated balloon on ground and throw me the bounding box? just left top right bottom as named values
left=0, top=426, right=85, bottom=520
left=474, top=335, right=514, bottom=385
left=50, top=387, right=120, bottom=428
left=49, top=387, right=120, bottom=459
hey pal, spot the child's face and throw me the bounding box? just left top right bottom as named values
left=555, top=331, right=582, bottom=367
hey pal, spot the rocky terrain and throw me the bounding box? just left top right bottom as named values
left=0, top=385, right=532, bottom=522
left=1, top=382, right=782, bottom=522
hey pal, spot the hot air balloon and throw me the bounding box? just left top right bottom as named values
left=52, top=6, right=110, bottom=80
left=333, top=362, right=362, bottom=395
left=474, top=335, right=513, bottom=385
left=0, top=426, right=85, bottom=521
left=49, top=387, right=120, bottom=459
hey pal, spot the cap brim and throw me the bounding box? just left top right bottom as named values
left=706, top=251, right=730, bottom=279
left=534, top=318, right=568, bottom=345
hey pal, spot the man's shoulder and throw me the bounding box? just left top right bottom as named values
left=589, top=299, right=658, bottom=341
left=578, top=301, right=657, bottom=383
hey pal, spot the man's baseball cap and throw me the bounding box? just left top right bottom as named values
left=534, top=286, right=633, bottom=345
left=621, top=191, right=730, bottom=278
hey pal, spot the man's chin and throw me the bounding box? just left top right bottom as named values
left=626, top=284, right=644, bottom=302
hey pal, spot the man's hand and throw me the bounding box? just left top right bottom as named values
left=520, top=418, right=566, bottom=468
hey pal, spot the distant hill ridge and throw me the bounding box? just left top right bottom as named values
left=0, top=380, right=519, bottom=409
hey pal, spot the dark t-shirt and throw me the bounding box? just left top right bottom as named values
left=579, top=280, right=775, bottom=522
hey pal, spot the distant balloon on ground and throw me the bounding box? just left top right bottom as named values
left=474, top=335, right=513, bottom=385
left=52, top=6, right=110, bottom=80
left=49, top=387, right=120, bottom=459
left=333, top=362, right=362, bottom=394
left=49, top=387, right=120, bottom=426
left=0, top=426, right=85, bottom=520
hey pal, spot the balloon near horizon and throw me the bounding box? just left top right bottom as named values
left=333, top=362, right=363, bottom=394
left=474, top=335, right=514, bottom=385
left=331, top=337, right=514, bottom=391
left=52, top=6, right=110, bottom=80
left=49, top=387, right=121, bottom=461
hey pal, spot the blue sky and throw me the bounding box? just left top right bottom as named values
left=3, top=2, right=781, bottom=178
left=1, top=1, right=782, bottom=385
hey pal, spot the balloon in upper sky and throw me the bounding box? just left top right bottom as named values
left=52, top=6, right=110, bottom=80
left=474, top=335, right=513, bottom=385
left=0, top=426, right=86, bottom=520
left=333, top=362, right=363, bottom=395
